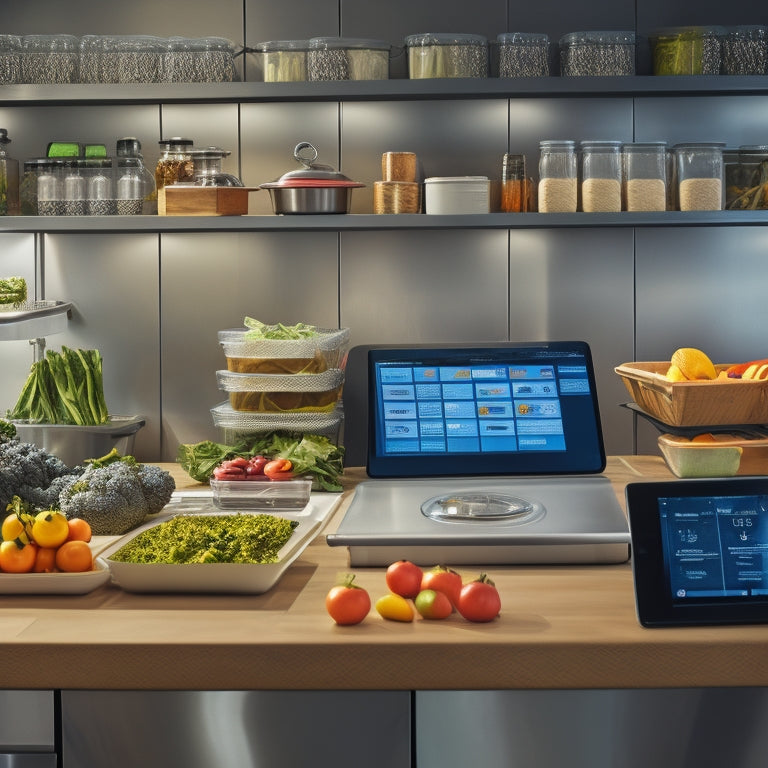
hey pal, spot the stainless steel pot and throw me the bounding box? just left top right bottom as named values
left=260, top=141, right=364, bottom=214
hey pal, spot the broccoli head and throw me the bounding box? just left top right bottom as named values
left=58, top=457, right=176, bottom=535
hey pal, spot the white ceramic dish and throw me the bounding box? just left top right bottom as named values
left=0, top=562, right=110, bottom=595
left=97, top=493, right=342, bottom=594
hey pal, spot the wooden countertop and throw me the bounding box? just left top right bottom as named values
left=3, top=456, right=768, bottom=692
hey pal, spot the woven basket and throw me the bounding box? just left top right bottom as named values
left=614, top=361, right=768, bottom=426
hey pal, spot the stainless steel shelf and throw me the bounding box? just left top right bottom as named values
left=0, top=300, right=72, bottom=341
left=1, top=211, right=767, bottom=234
left=2, top=76, right=768, bottom=105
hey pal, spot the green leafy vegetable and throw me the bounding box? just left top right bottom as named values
left=7, top=346, right=109, bottom=426
left=243, top=317, right=319, bottom=340
left=0, top=277, right=27, bottom=306
left=178, top=432, right=345, bottom=491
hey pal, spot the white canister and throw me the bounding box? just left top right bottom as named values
left=424, top=176, right=490, bottom=214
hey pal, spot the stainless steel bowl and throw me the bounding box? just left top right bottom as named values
left=265, top=185, right=354, bottom=214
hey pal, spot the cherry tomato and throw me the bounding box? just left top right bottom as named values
left=264, top=459, right=294, bottom=481
left=375, top=593, right=414, bottom=622
left=456, top=574, right=501, bottom=623
left=414, top=589, right=452, bottom=620
left=385, top=559, right=423, bottom=599
left=421, top=565, right=463, bottom=608
left=325, top=574, right=371, bottom=625
left=0, top=538, right=37, bottom=574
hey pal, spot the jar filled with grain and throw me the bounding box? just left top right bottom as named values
left=622, top=142, right=667, bottom=212
left=580, top=141, right=622, bottom=212
left=496, top=33, right=550, bottom=77
left=155, top=137, right=195, bottom=191
left=538, top=140, right=577, bottom=213
left=674, top=143, right=725, bottom=211
left=405, top=33, right=488, bottom=79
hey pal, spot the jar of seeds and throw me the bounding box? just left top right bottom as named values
left=580, top=141, right=622, bottom=212
left=21, top=34, right=79, bottom=84
left=538, top=140, right=577, bottom=213
left=0, top=35, right=22, bottom=85
left=721, top=26, right=768, bottom=75
left=308, top=38, right=390, bottom=81
left=650, top=27, right=724, bottom=75
left=496, top=33, right=550, bottom=77
left=162, top=37, right=236, bottom=82
left=674, top=143, right=725, bottom=211
left=622, top=142, right=667, bottom=212
left=560, top=31, right=635, bottom=76
left=405, top=33, right=488, bottom=78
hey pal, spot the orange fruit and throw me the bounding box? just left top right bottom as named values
left=54, top=541, right=93, bottom=573
left=66, top=518, right=92, bottom=543
left=691, top=433, right=717, bottom=442
left=666, top=364, right=687, bottom=382
left=0, top=539, right=37, bottom=573
left=670, top=348, right=717, bottom=381
left=33, top=547, right=57, bottom=573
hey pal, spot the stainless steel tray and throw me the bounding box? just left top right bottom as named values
left=0, top=300, right=72, bottom=340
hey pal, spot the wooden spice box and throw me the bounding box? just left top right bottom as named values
left=158, top=186, right=257, bottom=216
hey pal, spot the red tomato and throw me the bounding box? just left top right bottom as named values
left=325, top=574, right=371, bottom=625
left=245, top=455, right=268, bottom=478
left=421, top=565, right=463, bottom=608
left=385, top=559, right=423, bottom=599
left=456, top=574, right=501, bottom=623
left=414, top=589, right=452, bottom=620
left=263, top=459, right=294, bottom=481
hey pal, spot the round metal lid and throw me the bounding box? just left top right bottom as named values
left=260, top=141, right=363, bottom=188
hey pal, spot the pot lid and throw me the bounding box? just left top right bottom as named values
left=260, top=141, right=364, bottom=188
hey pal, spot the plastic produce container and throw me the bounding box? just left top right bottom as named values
left=423, top=176, right=490, bottom=214
left=307, top=37, right=390, bottom=81
left=580, top=140, right=622, bottom=212
left=405, top=33, right=488, bottom=79
left=622, top=142, right=668, bottom=212
left=21, top=34, right=79, bottom=84
left=210, top=476, right=313, bottom=510
left=216, top=368, right=345, bottom=412
left=559, top=31, right=635, bottom=76
left=256, top=40, right=309, bottom=82
left=649, top=26, right=724, bottom=75
left=162, top=37, right=236, bottom=82
left=673, top=142, right=725, bottom=211
left=538, top=140, right=578, bottom=213
left=496, top=32, right=550, bottom=77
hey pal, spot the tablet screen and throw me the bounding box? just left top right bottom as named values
left=367, top=341, right=606, bottom=478
left=627, top=478, right=768, bottom=627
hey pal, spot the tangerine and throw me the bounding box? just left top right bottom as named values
left=54, top=540, right=93, bottom=573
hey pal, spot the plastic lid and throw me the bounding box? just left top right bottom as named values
left=308, top=37, right=390, bottom=50
left=580, top=140, right=623, bottom=150
left=0, top=129, right=10, bottom=145
left=496, top=32, right=549, bottom=45
left=622, top=142, right=667, bottom=152
left=424, top=176, right=489, bottom=184
left=116, top=137, right=142, bottom=157
left=560, top=30, right=636, bottom=46
left=255, top=40, right=309, bottom=52
left=405, top=32, right=488, bottom=47
left=649, top=26, right=726, bottom=40
left=726, top=25, right=768, bottom=39
left=159, top=137, right=193, bottom=147
left=539, top=140, right=576, bottom=149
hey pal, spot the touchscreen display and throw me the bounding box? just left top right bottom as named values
left=659, top=493, right=768, bottom=602
left=367, top=343, right=606, bottom=477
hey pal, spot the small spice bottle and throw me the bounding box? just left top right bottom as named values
left=580, top=140, right=622, bottom=212
left=501, top=153, right=526, bottom=212
left=673, top=143, right=725, bottom=211
left=622, top=142, right=667, bottom=211
left=538, top=140, right=577, bottom=213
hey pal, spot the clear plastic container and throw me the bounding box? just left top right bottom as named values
left=21, top=34, right=79, bottom=84
left=496, top=33, right=550, bottom=77
left=724, top=145, right=768, bottom=210
left=0, top=35, right=22, bottom=85
left=0, top=129, right=20, bottom=216
left=101, top=35, right=163, bottom=83
left=650, top=26, right=725, bottom=75
left=405, top=33, right=488, bottom=79
left=35, top=159, right=65, bottom=216
left=62, top=160, right=87, bottom=216
left=674, top=143, right=725, bottom=211
left=622, top=142, right=668, bottom=212
left=190, top=147, right=242, bottom=187
left=307, top=37, right=390, bottom=81
left=84, top=159, right=115, bottom=215
left=162, top=37, right=236, bottom=83
left=560, top=31, right=635, bottom=76
left=501, top=153, right=531, bottom=213
left=580, top=141, right=622, bottom=212
left=538, top=140, right=577, bottom=213
left=722, top=26, right=768, bottom=75
left=116, top=137, right=157, bottom=215
left=423, top=176, right=490, bottom=214
left=256, top=40, right=309, bottom=82
left=210, top=476, right=313, bottom=510
left=155, top=137, right=194, bottom=191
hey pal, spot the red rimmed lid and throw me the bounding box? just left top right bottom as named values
left=259, top=141, right=364, bottom=189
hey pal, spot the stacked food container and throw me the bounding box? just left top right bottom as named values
left=211, top=322, right=350, bottom=446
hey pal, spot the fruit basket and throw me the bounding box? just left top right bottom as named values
left=615, top=361, right=768, bottom=427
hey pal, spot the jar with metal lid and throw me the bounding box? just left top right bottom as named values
left=725, top=145, right=768, bottom=209
left=308, top=37, right=390, bottom=81
left=190, top=147, right=243, bottom=187
left=673, top=143, right=725, bottom=211
left=256, top=40, right=308, bottom=82
left=496, top=33, right=550, bottom=77
left=560, top=31, right=635, bottom=76
left=580, top=140, right=622, bottom=212
left=405, top=33, right=488, bottom=79
left=0, top=129, right=19, bottom=215
left=622, top=142, right=667, bottom=212
left=538, top=140, right=577, bottom=213
left=155, top=138, right=194, bottom=191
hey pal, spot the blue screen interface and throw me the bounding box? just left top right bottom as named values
left=373, top=357, right=593, bottom=457
left=659, top=494, right=768, bottom=602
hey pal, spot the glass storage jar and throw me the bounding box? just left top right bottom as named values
left=580, top=141, right=622, bottom=212
left=155, top=137, right=194, bottom=191
left=116, top=137, right=157, bottom=214
left=190, top=147, right=243, bottom=187
left=256, top=40, right=309, bottom=82
left=501, top=153, right=530, bottom=213
left=35, top=159, right=65, bottom=216
left=721, top=26, right=768, bottom=75
left=674, top=143, right=725, bottom=211
left=0, top=129, right=19, bottom=215
left=0, top=35, right=22, bottom=85
left=650, top=26, right=725, bottom=75
left=559, top=31, right=635, bottom=76
left=162, top=37, right=236, bottom=83
left=85, top=158, right=115, bottom=215
left=724, top=145, right=768, bottom=210
left=538, top=140, right=577, bottom=213
left=307, top=38, right=390, bottom=81
left=62, top=159, right=87, bottom=216
left=21, top=34, right=79, bottom=84
left=622, top=142, right=667, bottom=212
left=405, top=33, right=488, bottom=78
left=496, top=33, right=550, bottom=77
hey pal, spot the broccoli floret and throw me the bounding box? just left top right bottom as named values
left=0, top=433, right=80, bottom=512
left=58, top=456, right=176, bottom=535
